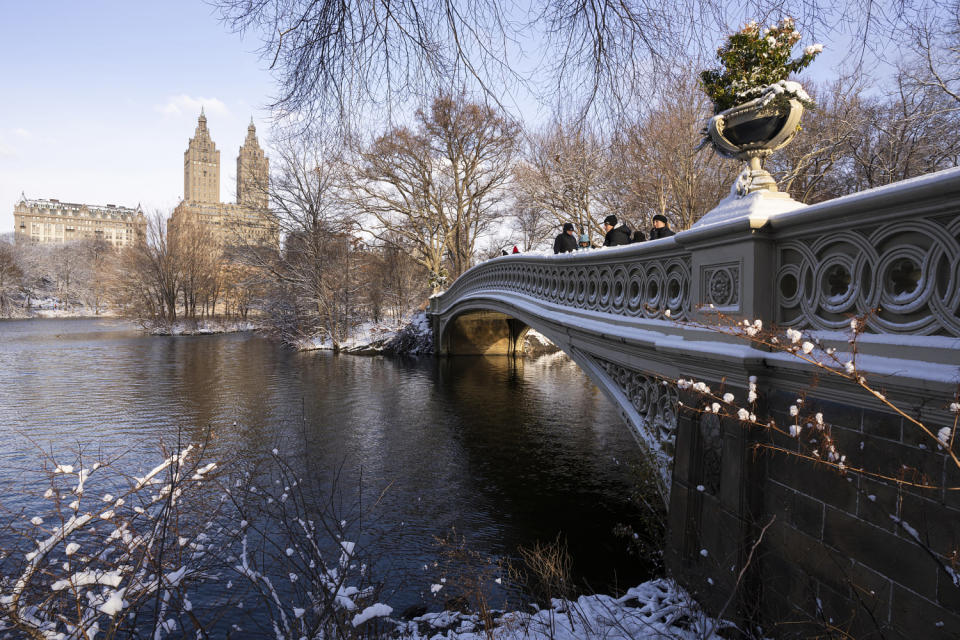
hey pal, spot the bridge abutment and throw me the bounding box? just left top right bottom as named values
left=668, top=376, right=960, bottom=637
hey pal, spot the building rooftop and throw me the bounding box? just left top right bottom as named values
left=17, top=193, right=143, bottom=216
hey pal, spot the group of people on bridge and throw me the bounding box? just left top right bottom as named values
left=551, top=214, right=675, bottom=254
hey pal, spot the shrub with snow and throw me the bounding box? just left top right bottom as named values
left=700, top=17, right=823, bottom=114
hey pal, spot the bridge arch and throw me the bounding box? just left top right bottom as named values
left=434, top=294, right=681, bottom=494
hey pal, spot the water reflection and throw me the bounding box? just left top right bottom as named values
left=0, top=318, right=654, bottom=605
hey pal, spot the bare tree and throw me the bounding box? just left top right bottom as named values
left=846, top=69, right=960, bottom=189
left=758, top=64, right=958, bottom=203
left=424, top=94, right=519, bottom=277
left=2, top=240, right=118, bottom=313
left=0, top=239, right=23, bottom=317
left=512, top=193, right=553, bottom=251
left=213, top=0, right=936, bottom=134
left=769, top=74, right=872, bottom=203
left=49, top=243, right=89, bottom=309
left=514, top=121, right=609, bottom=242
left=220, top=261, right=260, bottom=319
left=118, top=214, right=182, bottom=324
left=170, top=218, right=221, bottom=319
left=608, top=73, right=737, bottom=231
left=242, top=141, right=364, bottom=348
left=213, top=0, right=691, bottom=128
left=363, top=238, right=429, bottom=324
left=76, top=237, right=119, bottom=315
left=902, top=2, right=960, bottom=108
left=348, top=93, right=518, bottom=290
left=348, top=125, right=447, bottom=291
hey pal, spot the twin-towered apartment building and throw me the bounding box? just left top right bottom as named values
left=13, top=110, right=273, bottom=248
left=167, top=109, right=274, bottom=246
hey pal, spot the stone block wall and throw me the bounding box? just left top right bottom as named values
left=667, top=386, right=960, bottom=638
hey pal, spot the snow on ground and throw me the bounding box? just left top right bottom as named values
left=149, top=319, right=259, bottom=336
left=4, top=296, right=119, bottom=319
left=298, top=321, right=405, bottom=352
left=392, top=578, right=735, bottom=639
left=298, top=312, right=434, bottom=355
left=33, top=307, right=119, bottom=318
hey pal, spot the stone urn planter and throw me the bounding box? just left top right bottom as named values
left=694, top=17, right=821, bottom=228
left=707, top=95, right=804, bottom=195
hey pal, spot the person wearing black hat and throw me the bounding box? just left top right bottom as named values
left=602, top=214, right=632, bottom=247
left=650, top=214, right=675, bottom=239
left=553, top=222, right=578, bottom=254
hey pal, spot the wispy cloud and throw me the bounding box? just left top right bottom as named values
left=156, top=95, right=230, bottom=118
left=13, top=128, right=31, bottom=139
left=0, top=137, right=17, bottom=157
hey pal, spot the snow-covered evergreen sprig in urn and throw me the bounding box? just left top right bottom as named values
left=698, top=18, right=823, bottom=166
left=701, top=17, right=823, bottom=114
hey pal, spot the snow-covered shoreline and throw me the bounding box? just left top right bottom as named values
left=0, top=403, right=724, bottom=639
left=0, top=303, right=121, bottom=320
left=393, top=578, right=732, bottom=639
left=296, top=312, right=435, bottom=355
left=147, top=319, right=261, bottom=336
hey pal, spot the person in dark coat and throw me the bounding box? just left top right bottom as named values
left=602, top=214, right=631, bottom=247
left=553, top=222, right=578, bottom=254
left=649, top=214, right=675, bottom=239
left=631, top=229, right=646, bottom=243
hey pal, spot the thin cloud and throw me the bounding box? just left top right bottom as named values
left=13, top=128, right=31, bottom=138
left=156, top=94, right=230, bottom=118
left=0, top=138, right=16, bottom=157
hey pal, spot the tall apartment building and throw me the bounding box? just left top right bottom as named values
left=13, top=195, right=146, bottom=247
left=168, top=110, right=274, bottom=247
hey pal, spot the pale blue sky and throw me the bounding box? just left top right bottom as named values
left=0, top=1, right=901, bottom=235
left=0, top=0, right=276, bottom=231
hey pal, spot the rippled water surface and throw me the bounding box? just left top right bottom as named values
left=0, top=318, right=656, bottom=607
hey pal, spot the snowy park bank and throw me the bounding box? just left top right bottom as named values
left=147, top=318, right=260, bottom=335
left=297, top=312, right=435, bottom=355
left=393, top=579, right=733, bottom=639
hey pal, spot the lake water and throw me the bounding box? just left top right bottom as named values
left=0, top=318, right=657, bottom=613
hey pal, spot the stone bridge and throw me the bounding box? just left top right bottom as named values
left=428, top=169, right=960, bottom=637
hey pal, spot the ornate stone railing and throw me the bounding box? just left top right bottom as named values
left=772, top=200, right=960, bottom=336
left=436, top=240, right=694, bottom=322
